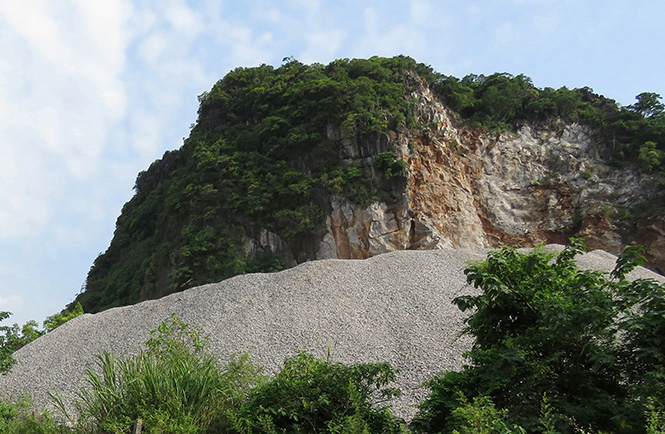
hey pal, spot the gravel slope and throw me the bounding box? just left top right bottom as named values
left=1, top=248, right=663, bottom=421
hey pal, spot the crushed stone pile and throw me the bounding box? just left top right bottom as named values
left=1, top=247, right=663, bottom=421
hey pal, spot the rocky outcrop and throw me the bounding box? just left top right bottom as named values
left=314, top=74, right=665, bottom=273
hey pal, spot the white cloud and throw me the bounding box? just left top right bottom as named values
left=0, top=294, right=23, bottom=317
left=532, top=11, right=560, bottom=35
left=493, top=22, right=521, bottom=47
left=138, top=31, right=168, bottom=64
left=0, top=1, right=130, bottom=241
left=165, top=0, right=204, bottom=39
left=0, top=2, right=75, bottom=70
left=410, top=0, right=432, bottom=24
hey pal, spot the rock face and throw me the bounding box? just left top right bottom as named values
left=314, top=75, right=665, bottom=273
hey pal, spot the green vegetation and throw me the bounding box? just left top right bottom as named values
left=0, top=397, right=71, bottom=434
left=44, top=315, right=404, bottom=434
left=2, top=239, right=665, bottom=432
left=375, top=152, right=408, bottom=180
left=1, top=304, right=84, bottom=375
left=236, top=352, right=404, bottom=433
left=72, top=56, right=664, bottom=316
left=52, top=315, right=263, bottom=434
left=431, top=74, right=665, bottom=171
left=414, top=239, right=665, bottom=434
left=77, top=56, right=426, bottom=314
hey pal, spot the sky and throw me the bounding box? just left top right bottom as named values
left=1, top=0, right=664, bottom=327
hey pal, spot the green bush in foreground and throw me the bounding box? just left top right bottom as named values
left=232, top=351, right=405, bottom=433
left=51, top=315, right=404, bottom=434
left=0, top=397, right=72, bottom=434
left=414, top=239, right=665, bottom=434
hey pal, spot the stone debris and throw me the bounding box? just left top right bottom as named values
left=1, top=248, right=663, bottom=421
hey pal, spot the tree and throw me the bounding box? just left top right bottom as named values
left=415, top=239, right=665, bottom=434
left=0, top=311, right=14, bottom=374
left=630, top=92, right=665, bottom=118
left=1, top=312, right=45, bottom=375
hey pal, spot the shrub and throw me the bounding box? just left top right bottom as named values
left=0, top=397, right=72, bottom=434
left=374, top=152, right=408, bottom=180
left=43, top=303, right=84, bottom=333
left=415, top=239, right=665, bottom=434
left=449, top=395, right=526, bottom=434
left=233, top=352, right=405, bottom=434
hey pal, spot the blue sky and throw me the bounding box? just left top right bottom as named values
left=1, top=0, right=664, bottom=327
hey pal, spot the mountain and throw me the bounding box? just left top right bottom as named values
left=72, top=56, right=665, bottom=314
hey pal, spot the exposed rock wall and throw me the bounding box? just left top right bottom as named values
left=314, top=74, right=665, bottom=273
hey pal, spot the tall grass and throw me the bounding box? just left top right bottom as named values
left=53, top=315, right=264, bottom=434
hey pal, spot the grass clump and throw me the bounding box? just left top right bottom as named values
left=53, top=314, right=264, bottom=434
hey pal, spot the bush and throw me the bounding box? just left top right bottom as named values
left=0, top=397, right=72, bottom=434
left=374, top=152, right=408, bottom=180
left=43, top=303, right=84, bottom=333
left=415, top=239, right=665, bottom=434
left=233, top=352, right=405, bottom=434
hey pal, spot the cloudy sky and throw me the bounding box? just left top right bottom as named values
left=1, top=0, right=664, bottom=327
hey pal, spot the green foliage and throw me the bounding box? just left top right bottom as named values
left=0, top=312, right=15, bottom=375
left=630, top=93, right=665, bottom=119
left=638, top=141, right=664, bottom=172
left=431, top=74, right=665, bottom=175
left=48, top=316, right=403, bottom=433
left=375, top=152, right=408, bottom=180
left=234, top=351, right=404, bottom=434
left=0, top=312, right=44, bottom=375
left=646, top=399, right=665, bottom=434
left=54, top=315, right=265, bottom=434
left=77, top=56, right=427, bottom=314
left=415, top=239, right=665, bottom=434
left=449, top=395, right=526, bottom=434
left=0, top=397, right=72, bottom=434
left=43, top=303, right=84, bottom=333
left=74, top=56, right=665, bottom=316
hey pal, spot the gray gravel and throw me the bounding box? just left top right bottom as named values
left=1, top=248, right=663, bottom=421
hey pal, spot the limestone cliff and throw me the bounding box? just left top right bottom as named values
left=76, top=58, right=665, bottom=314
left=313, top=74, right=665, bottom=273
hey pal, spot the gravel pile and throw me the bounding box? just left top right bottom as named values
left=1, top=247, right=663, bottom=421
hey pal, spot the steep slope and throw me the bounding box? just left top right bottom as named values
left=73, top=56, right=665, bottom=314
left=2, top=248, right=662, bottom=421
left=324, top=75, right=665, bottom=265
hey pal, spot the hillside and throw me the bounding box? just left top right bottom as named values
left=3, top=248, right=663, bottom=422
left=72, top=56, right=665, bottom=314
